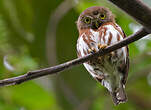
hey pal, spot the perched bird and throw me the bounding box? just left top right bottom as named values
left=76, top=6, right=129, bottom=105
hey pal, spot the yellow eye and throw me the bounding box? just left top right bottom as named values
left=100, top=14, right=105, bottom=19
left=84, top=17, right=91, bottom=24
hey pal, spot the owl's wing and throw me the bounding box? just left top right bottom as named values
left=120, top=31, right=129, bottom=85
left=112, top=23, right=129, bottom=85
left=110, top=29, right=129, bottom=105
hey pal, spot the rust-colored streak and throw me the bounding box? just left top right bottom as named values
left=81, top=29, right=96, bottom=49
left=117, top=34, right=121, bottom=41
left=77, top=50, right=82, bottom=57
left=79, top=28, right=89, bottom=36
left=82, top=34, right=91, bottom=49
left=83, top=49, right=87, bottom=55
left=108, top=32, right=113, bottom=45
left=88, top=35, right=95, bottom=43
left=98, top=27, right=104, bottom=38
left=102, top=27, right=107, bottom=43
left=112, top=23, right=125, bottom=38
left=99, top=31, right=103, bottom=41
left=101, top=22, right=125, bottom=38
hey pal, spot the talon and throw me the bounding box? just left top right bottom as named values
left=98, top=43, right=102, bottom=49
left=88, top=49, right=92, bottom=53
left=98, top=44, right=107, bottom=49
left=88, top=47, right=96, bottom=53
left=92, top=47, right=96, bottom=52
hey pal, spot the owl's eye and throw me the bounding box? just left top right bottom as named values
left=100, top=14, right=105, bottom=19
left=84, top=17, right=91, bottom=24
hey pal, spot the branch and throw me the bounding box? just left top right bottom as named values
left=0, top=27, right=148, bottom=87
left=107, top=0, right=151, bottom=33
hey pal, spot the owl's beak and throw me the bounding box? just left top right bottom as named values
left=95, top=21, right=99, bottom=28
left=92, top=20, right=101, bottom=29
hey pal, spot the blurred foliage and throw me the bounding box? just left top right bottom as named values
left=0, top=0, right=150, bottom=110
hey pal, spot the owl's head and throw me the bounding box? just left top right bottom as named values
left=77, top=6, right=115, bottom=30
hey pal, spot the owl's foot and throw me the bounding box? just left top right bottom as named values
left=98, top=44, right=107, bottom=50
left=88, top=48, right=97, bottom=64
left=97, top=44, right=107, bottom=60
left=88, top=47, right=96, bottom=54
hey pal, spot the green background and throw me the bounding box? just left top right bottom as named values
left=0, top=0, right=151, bottom=110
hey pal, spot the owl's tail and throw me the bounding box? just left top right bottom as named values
left=110, top=85, right=127, bottom=105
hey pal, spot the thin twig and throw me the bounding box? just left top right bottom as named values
left=0, top=27, right=148, bottom=87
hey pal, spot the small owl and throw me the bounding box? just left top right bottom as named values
left=76, top=6, right=129, bottom=105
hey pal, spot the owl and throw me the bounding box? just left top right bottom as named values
left=76, top=6, right=129, bottom=105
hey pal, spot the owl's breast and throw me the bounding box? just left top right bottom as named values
left=77, top=23, right=127, bottom=61
left=77, top=23, right=128, bottom=74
